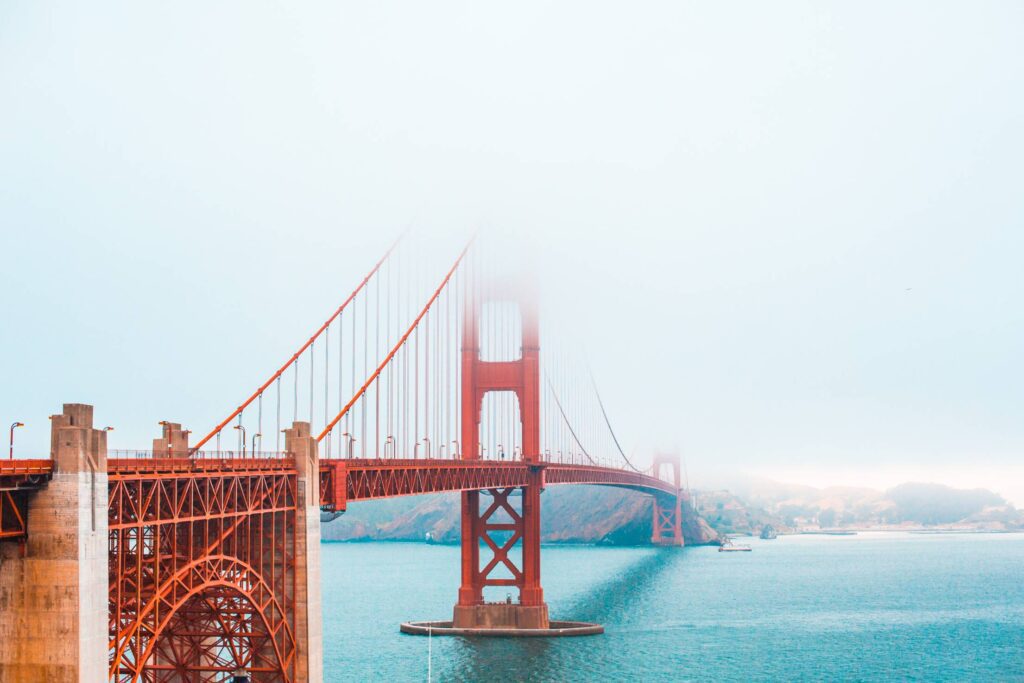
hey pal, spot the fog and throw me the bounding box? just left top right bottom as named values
left=2, top=2, right=1022, bottom=501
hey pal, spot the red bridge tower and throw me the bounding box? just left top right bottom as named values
left=454, top=283, right=549, bottom=629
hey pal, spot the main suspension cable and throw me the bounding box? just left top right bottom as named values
left=316, top=238, right=474, bottom=443
left=545, top=375, right=597, bottom=466
left=588, top=366, right=642, bottom=473
left=191, top=234, right=404, bottom=453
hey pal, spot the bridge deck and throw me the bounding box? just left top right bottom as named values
left=0, top=459, right=53, bottom=490
left=319, top=458, right=679, bottom=510
left=0, top=455, right=677, bottom=513
left=0, top=459, right=52, bottom=541
left=108, top=455, right=296, bottom=476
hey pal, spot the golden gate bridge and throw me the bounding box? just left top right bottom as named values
left=0, top=234, right=686, bottom=682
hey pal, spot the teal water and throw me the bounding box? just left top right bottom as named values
left=321, top=532, right=1024, bottom=681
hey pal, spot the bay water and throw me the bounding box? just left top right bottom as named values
left=321, top=532, right=1024, bottom=681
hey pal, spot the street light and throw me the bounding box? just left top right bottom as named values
left=234, top=424, right=246, bottom=457
left=251, top=432, right=261, bottom=457
left=9, top=422, right=24, bottom=460
left=342, top=432, right=356, bottom=459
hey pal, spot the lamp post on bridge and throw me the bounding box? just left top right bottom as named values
left=234, top=424, right=246, bottom=457
left=8, top=421, right=23, bottom=459
left=342, top=432, right=355, bottom=459
left=251, top=432, right=261, bottom=457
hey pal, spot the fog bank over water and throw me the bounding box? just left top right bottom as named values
left=1, top=2, right=1021, bottom=501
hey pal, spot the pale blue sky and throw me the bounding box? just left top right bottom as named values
left=2, top=2, right=1022, bottom=500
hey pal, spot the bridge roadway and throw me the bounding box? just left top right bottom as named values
left=3, top=453, right=680, bottom=529
left=0, top=459, right=53, bottom=541
left=319, top=456, right=679, bottom=510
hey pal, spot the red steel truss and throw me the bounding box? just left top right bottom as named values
left=108, top=457, right=299, bottom=683
left=0, top=491, right=28, bottom=541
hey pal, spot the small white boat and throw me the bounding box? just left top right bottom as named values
left=718, top=535, right=752, bottom=552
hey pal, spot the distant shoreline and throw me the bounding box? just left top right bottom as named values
left=745, top=528, right=1024, bottom=537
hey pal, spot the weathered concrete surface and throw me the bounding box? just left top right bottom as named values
left=286, top=421, right=324, bottom=683
left=152, top=420, right=190, bottom=456
left=452, top=602, right=551, bottom=630
left=0, top=404, right=108, bottom=683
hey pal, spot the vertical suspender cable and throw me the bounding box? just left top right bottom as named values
left=310, top=340, right=315, bottom=426
left=366, top=274, right=370, bottom=456
left=375, top=264, right=381, bottom=458
left=342, top=313, right=350, bottom=456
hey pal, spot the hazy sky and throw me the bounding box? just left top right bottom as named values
left=2, top=2, right=1022, bottom=501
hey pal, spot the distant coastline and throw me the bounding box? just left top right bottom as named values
left=320, top=479, right=1023, bottom=547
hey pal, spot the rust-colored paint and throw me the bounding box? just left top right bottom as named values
left=108, top=458, right=300, bottom=682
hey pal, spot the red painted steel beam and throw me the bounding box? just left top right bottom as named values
left=107, top=460, right=300, bottom=681
left=0, top=459, right=53, bottom=490
left=318, top=459, right=681, bottom=508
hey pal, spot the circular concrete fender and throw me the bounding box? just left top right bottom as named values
left=399, top=620, right=604, bottom=637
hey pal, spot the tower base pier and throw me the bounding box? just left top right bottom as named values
left=400, top=619, right=603, bottom=638
left=400, top=600, right=602, bottom=638
left=453, top=602, right=550, bottom=630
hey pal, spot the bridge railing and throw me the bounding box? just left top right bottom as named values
left=107, top=449, right=297, bottom=474
left=108, top=449, right=291, bottom=460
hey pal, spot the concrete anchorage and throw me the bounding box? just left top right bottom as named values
left=0, top=404, right=108, bottom=683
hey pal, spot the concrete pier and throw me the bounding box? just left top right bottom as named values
left=0, top=404, right=108, bottom=682
left=452, top=602, right=551, bottom=630
left=286, top=421, right=324, bottom=683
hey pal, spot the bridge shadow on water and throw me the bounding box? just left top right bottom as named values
left=437, top=547, right=686, bottom=681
